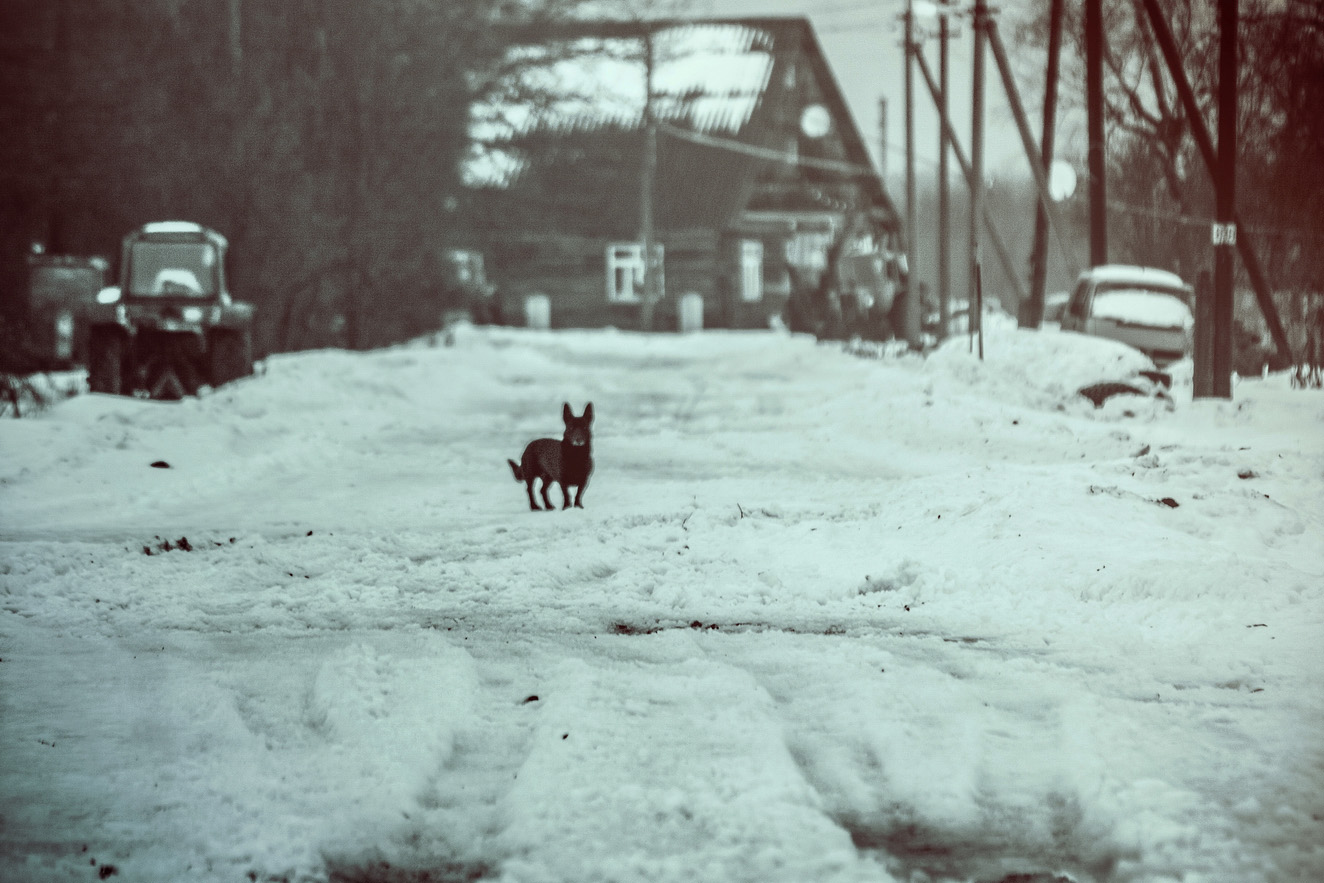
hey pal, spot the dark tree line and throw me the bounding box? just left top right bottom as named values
left=0, top=0, right=584, bottom=356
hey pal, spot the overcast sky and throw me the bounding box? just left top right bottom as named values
left=692, top=0, right=1072, bottom=189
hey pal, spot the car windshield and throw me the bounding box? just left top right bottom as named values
left=128, top=242, right=218, bottom=297
left=1093, top=288, right=1194, bottom=329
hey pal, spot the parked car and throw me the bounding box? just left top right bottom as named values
left=1061, top=265, right=1194, bottom=366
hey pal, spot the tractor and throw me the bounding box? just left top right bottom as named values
left=84, top=221, right=254, bottom=398
left=19, top=251, right=110, bottom=370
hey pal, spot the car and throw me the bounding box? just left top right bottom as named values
left=1060, top=265, right=1194, bottom=366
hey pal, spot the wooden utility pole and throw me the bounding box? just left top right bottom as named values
left=986, top=19, right=1079, bottom=284
left=1208, top=0, right=1238, bottom=397
left=639, top=30, right=660, bottom=332
left=1085, top=0, right=1107, bottom=265
left=904, top=1, right=920, bottom=346
left=912, top=47, right=1028, bottom=309
left=1023, top=0, right=1063, bottom=328
left=878, top=97, right=888, bottom=184
left=969, top=0, right=987, bottom=334
left=937, top=5, right=952, bottom=340
left=1137, top=0, right=1290, bottom=372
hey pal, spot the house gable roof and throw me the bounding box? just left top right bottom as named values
left=470, top=17, right=898, bottom=236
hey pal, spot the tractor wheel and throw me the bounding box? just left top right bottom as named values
left=88, top=331, right=124, bottom=395
left=208, top=330, right=251, bottom=387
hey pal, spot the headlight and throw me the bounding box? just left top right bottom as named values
left=181, top=306, right=205, bottom=322
left=96, top=286, right=121, bottom=304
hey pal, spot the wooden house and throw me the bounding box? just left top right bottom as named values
left=467, top=17, right=903, bottom=332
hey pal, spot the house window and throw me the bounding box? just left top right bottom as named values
left=606, top=242, right=663, bottom=303
left=740, top=240, right=763, bottom=302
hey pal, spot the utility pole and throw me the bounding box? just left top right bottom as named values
left=913, top=46, right=1029, bottom=309
left=904, top=1, right=920, bottom=346
left=878, top=97, right=888, bottom=183
left=1208, top=0, right=1238, bottom=398
left=986, top=18, right=1079, bottom=281
left=937, top=4, right=952, bottom=340
left=639, top=29, right=660, bottom=332
left=1137, top=0, right=1291, bottom=371
left=1023, top=0, right=1063, bottom=328
left=1085, top=0, right=1107, bottom=265
left=969, top=0, right=987, bottom=334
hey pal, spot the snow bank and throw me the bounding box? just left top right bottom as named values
left=2, top=324, right=1321, bottom=883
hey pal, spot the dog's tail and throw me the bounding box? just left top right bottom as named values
left=507, top=459, right=524, bottom=481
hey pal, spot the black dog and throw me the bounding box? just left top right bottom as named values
left=508, top=403, right=593, bottom=510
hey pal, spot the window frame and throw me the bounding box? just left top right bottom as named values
left=739, top=239, right=764, bottom=302
left=606, top=242, right=663, bottom=303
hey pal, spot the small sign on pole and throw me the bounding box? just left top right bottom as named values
left=1211, top=223, right=1237, bottom=247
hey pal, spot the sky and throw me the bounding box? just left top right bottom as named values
left=2, top=320, right=1321, bottom=882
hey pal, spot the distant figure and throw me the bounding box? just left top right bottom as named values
left=508, top=403, right=594, bottom=510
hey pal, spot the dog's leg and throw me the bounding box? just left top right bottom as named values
left=573, top=478, right=587, bottom=508
left=525, top=478, right=541, bottom=510
left=540, top=479, right=555, bottom=510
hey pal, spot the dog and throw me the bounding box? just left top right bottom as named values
left=508, top=402, right=593, bottom=510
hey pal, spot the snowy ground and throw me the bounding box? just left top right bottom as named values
left=1, top=320, right=1321, bottom=883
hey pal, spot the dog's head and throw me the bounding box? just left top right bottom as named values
left=562, top=402, right=593, bottom=448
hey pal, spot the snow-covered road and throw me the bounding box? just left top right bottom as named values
left=2, top=323, right=1322, bottom=882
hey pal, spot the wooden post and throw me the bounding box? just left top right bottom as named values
left=878, top=97, right=888, bottom=184
left=969, top=0, right=987, bottom=334
left=1139, top=0, right=1291, bottom=371
left=1210, top=0, right=1237, bottom=398
left=937, top=8, right=951, bottom=340
left=912, top=47, right=1028, bottom=309
left=639, top=30, right=660, bottom=332
left=986, top=19, right=1079, bottom=282
left=1194, top=270, right=1214, bottom=397
left=1085, top=0, right=1107, bottom=266
left=904, top=1, right=920, bottom=346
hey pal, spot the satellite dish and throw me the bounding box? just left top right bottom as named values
left=1049, top=160, right=1077, bottom=201
left=800, top=104, right=831, bottom=138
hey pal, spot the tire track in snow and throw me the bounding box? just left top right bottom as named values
left=485, top=649, right=880, bottom=883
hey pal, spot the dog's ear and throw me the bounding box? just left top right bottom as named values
left=583, top=402, right=593, bottom=422
left=563, top=402, right=572, bottom=423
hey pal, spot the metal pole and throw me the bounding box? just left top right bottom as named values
left=904, top=1, right=920, bottom=346
left=970, top=0, right=986, bottom=334
left=1211, top=0, right=1237, bottom=398
left=1085, top=0, right=1107, bottom=265
left=938, top=8, right=951, bottom=340
left=1023, top=0, right=1062, bottom=328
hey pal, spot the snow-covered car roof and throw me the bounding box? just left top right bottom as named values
left=135, top=221, right=229, bottom=249
left=1077, top=264, right=1189, bottom=291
